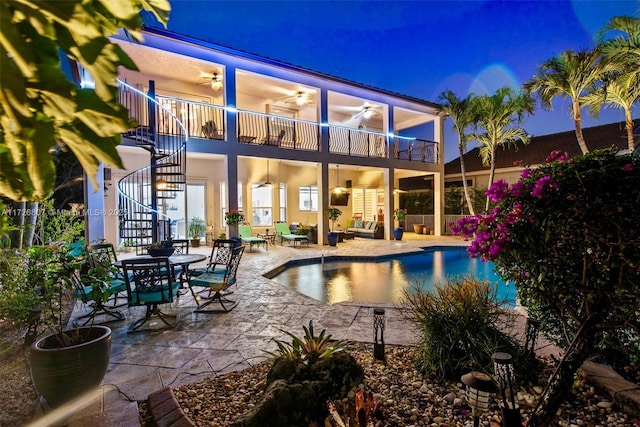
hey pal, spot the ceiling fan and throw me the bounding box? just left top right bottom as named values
left=277, top=90, right=315, bottom=106
left=199, top=71, right=223, bottom=91
left=256, top=160, right=275, bottom=188
left=350, top=103, right=382, bottom=120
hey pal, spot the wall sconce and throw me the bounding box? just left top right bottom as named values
left=373, top=308, right=386, bottom=361
left=461, top=371, right=498, bottom=427
left=492, top=352, right=521, bottom=427
left=524, top=317, right=541, bottom=356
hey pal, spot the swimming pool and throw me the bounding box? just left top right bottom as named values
left=269, top=246, right=516, bottom=305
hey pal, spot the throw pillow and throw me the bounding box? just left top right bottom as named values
left=346, top=219, right=354, bottom=228
left=365, top=221, right=373, bottom=230
left=354, top=220, right=363, bottom=228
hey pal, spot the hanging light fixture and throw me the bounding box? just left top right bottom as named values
left=295, top=91, right=308, bottom=105
left=332, top=165, right=347, bottom=194
left=257, top=160, right=274, bottom=188
left=210, top=73, right=223, bottom=91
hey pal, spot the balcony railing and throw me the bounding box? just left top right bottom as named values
left=394, top=137, right=438, bottom=163
left=156, top=96, right=225, bottom=140
left=237, top=110, right=320, bottom=151
left=117, top=88, right=439, bottom=163
left=328, top=126, right=387, bottom=158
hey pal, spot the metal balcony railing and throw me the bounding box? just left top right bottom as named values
left=156, top=96, right=226, bottom=140
left=328, top=126, right=388, bottom=158
left=393, top=137, right=438, bottom=163
left=236, top=110, right=320, bottom=151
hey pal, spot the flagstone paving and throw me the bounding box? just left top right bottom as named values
left=38, top=235, right=578, bottom=426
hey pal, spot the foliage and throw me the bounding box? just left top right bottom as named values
left=0, top=0, right=170, bottom=201
left=453, top=149, right=640, bottom=424
left=399, top=276, right=535, bottom=381
left=326, top=207, right=342, bottom=231
left=266, top=321, right=344, bottom=366
left=400, top=191, right=433, bottom=214
left=32, top=199, right=85, bottom=245
left=188, top=217, right=206, bottom=238
left=393, top=208, right=407, bottom=222
left=225, top=210, right=245, bottom=226
left=296, top=224, right=312, bottom=235
left=327, top=389, right=380, bottom=427
left=149, top=238, right=173, bottom=249
left=0, top=249, right=35, bottom=326
left=438, top=90, right=479, bottom=215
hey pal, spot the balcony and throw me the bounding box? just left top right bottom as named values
left=120, top=90, right=438, bottom=163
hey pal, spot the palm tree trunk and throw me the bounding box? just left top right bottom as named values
left=459, top=146, right=475, bottom=216
left=573, top=102, right=589, bottom=154
left=485, top=151, right=496, bottom=212
left=8, top=201, right=25, bottom=248
left=625, top=109, right=635, bottom=152
left=22, top=201, right=38, bottom=247
left=527, top=316, right=598, bottom=427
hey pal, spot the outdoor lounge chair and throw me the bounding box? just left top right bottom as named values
left=121, top=257, right=182, bottom=332
left=275, top=222, right=309, bottom=247
left=238, top=224, right=268, bottom=252
left=189, top=245, right=244, bottom=312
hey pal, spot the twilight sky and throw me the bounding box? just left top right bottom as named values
left=158, top=0, right=639, bottom=162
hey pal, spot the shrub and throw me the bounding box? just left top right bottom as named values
left=400, top=275, right=537, bottom=381
left=267, top=320, right=344, bottom=365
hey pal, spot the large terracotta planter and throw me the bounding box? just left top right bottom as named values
left=29, top=325, right=111, bottom=407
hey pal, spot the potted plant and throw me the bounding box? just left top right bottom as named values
left=0, top=240, right=115, bottom=408
left=188, top=217, right=206, bottom=247
left=393, top=208, right=407, bottom=240
left=147, top=238, right=175, bottom=257
left=224, top=210, right=245, bottom=242
left=325, top=207, right=342, bottom=246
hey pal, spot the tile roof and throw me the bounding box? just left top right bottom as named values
left=445, top=120, right=639, bottom=174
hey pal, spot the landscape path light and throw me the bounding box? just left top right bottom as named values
left=461, top=371, right=498, bottom=427
left=524, top=317, right=541, bottom=356
left=492, top=352, right=522, bottom=427
left=373, top=308, right=386, bottom=361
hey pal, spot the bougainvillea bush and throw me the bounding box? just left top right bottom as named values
left=453, top=149, right=640, bottom=425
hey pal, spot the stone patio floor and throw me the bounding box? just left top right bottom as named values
left=31, top=234, right=637, bottom=426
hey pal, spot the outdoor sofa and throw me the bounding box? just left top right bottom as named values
left=345, top=220, right=384, bottom=239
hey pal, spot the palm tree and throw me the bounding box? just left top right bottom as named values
left=587, top=15, right=640, bottom=152
left=437, top=90, right=478, bottom=215
left=472, top=87, right=534, bottom=211
left=524, top=49, right=612, bottom=154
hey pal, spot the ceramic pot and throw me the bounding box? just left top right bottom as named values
left=30, top=325, right=111, bottom=407
left=327, top=232, right=338, bottom=246
left=393, top=227, right=404, bottom=240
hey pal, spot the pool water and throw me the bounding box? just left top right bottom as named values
left=270, top=246, right=516, bottom=305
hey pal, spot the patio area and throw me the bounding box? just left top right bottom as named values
left=40, top=235, right=561, bottom=426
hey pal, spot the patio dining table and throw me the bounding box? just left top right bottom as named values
left=114, top=253, right=207, bottom=289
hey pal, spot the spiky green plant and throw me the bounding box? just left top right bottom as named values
left=267, top=320, right=344, bottom=365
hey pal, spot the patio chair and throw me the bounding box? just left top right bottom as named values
left=86, top=242, right=127, bottom=307
left=262, top=129, right=286, bottom=146
left=121, top=257, right=182, bottom=332
left=202, top=120, right=223, bottom=139
left=275, top=222, right=309, bottom=247
left=238, top=224, right=268, bottom=252
left=171, top=239, right=190, bottom=254
left=190, top=245, right=244, bottom=313
left=72, top=271, right=125, bottom=327
left=190, top=239, right=237, bottom=277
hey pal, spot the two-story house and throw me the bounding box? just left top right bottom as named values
left=84, top=26, right=446, bottom=247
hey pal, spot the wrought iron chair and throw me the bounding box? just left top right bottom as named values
left=189, top=239, right=236, bottom=277
left=121, top=257, right=182, bottom=332
left=171, top=239, right=190, bottom=254
left=86, top=243, right=127, bottom=307
left=190, top=245, right=244, bottom=312
left=72, top=271, right=125, bottom=327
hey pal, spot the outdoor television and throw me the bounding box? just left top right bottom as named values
left=330, top=192, right=350, bottom=206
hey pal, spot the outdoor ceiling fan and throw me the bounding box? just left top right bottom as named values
left=199, top=71, right=223, bottom=91
left=277, top=90, right=315, bottom=106
left=256, top=160, right=275, bottom=188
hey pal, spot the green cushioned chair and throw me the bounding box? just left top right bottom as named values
left=275, top=222, right=309, bottom=247
left=238, top=225, right=268, bottom=252
left=189, top=246, right=244, bottom=313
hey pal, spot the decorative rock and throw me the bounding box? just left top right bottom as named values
left=597, top=401, right=612, bottom=409
left=443, top=392, right=456, bottom=402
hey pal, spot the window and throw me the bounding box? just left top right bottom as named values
left=299, top=186, right=318, bottom=212
left=221, top=182, right=243, bottom=228
left=251, top=184, right=273, bottom=227
left=279, top=184, right=287, bottom=222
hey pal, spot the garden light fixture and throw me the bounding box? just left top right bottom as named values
left=524, top=317, right=541, bottom=357
left=492, top=352, right=522, bottom=427
left=461, top=371, right=498, bottom=427
left=373, top=308, right=386, bottom=361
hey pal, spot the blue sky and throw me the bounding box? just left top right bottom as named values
left=161, top=0, right=639, bottom=162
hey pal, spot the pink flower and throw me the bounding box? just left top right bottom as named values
left=623, top=163, right=634, bottom=172
left=486, top=180, right=509, bottom=203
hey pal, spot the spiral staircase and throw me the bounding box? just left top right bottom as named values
left=116, top=80, right=187, bottom=254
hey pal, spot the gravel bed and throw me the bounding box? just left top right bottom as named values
left=148, top=342, right=635, bottom=427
